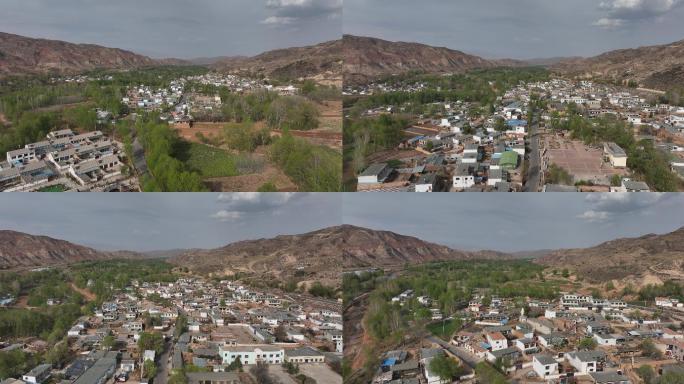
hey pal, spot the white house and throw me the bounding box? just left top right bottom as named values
left=533, top=355, right=558, bottom=379
left=22, top=364, right=52, bottom=384
left=486, top=332, right=508, bottom=351
left=219, top=345, right=285, bottom=365
left=565, top=350, right=606, bottom=374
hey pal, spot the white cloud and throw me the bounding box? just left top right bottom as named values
left=577, top=210, right=610, bottom=222
left=593, top=17, right=625, bottom=29
left=578, top=192, right=668, bottom=223
left=585, top=192, right=664, bottom=211
left=211, top=210, right=243, bottom=222
left=261, top=16, right=296, bottom=25
left=262, top=0, right=342, bottom=26
left=595, top=0, right=683, bottom=28
left=212, top=193, right=301, bottom=221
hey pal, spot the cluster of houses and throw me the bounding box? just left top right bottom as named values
left=356, top=99, right=528, bottom=192
left=6, top=276, right=341, bottom=384
left=122, top=80, right=185, bottom=112
left=186, top=73, right=299, bottom=96
left=0, top=129, right=126, bottom=192
left=125, top=73, right=300, bottom=129
left=353, top=75, right=684, bottom=192
left=371, top=290, right=684, bottom=384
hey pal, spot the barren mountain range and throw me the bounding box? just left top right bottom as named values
left=0, top=32, right=158, bottom=76
left=0, top=230, right=126, bottom=269
left=171, top=224, right=512, bottom=278
left=342, top=35, right=522, bottom=84
left=0, top=31, right=341, bottom=81
left=536, top=226, right=684, bottom=283
left=552, top=38, right=684, bottom=91
left=2, top=225, right=683, bottom=285
left=343, top=34, right=684, bottom=92
left=211, top=39, right=342, bottom=82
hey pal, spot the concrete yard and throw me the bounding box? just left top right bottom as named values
left=543, top=135, right=626, bottom=185
left=299, top=363, right=343, bottom=384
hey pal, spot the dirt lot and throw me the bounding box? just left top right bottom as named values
left=366, top=148, right=425, bottom=164
left=543, top=134, right=626, bottom=184
left=174, top=121, right=269, bottom=144
left=271, top=129, right=342, bottom=150
left=318, top=100, right=342, bottom=132
left=299, top=364, right=342, bottom=384
left=405, top=124, right=440, bottom=136
left=204, top=160, right=297, bottom=192
left=268, top=365, right=297, bottom=384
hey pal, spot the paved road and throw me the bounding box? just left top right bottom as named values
left=132, top=137, right=149, bottom=177
left=153, top=332, right=174, bottom=384
left=523, top=118, right=541, bottom=192
left=426, top=336, right=479, bottom=369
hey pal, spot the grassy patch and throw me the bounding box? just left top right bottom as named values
left=426, top=319, right=461, bottom=340
left=176, top=142, right=239, bottom=178
left=37, top=184, right=66, bottom=192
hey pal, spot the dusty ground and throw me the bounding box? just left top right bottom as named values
left=405, top=124, right=440, bottom=136
left=318, top=100, right=342, bottom=132
left=543, top=134, right=626, bottom=184
left=174, top=121, right=268, bottom=144
left=269, top=100, right=343, bottom=150
left=204, top=160, right=297, bottom=192
left=271, top=129, right=342, bottom=150
left=0, top=112, right=10, bottom=126
left=70, top=283, right=97, bottom=301
left=299, top=364, right=342, bottom=384
left=268, top=365, right=297, bottom=384
left=366, top=148, right=424, bottom=164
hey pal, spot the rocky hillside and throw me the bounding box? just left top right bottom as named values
left=171, top=225, right=509, bottom=279
left=211, top=39, right=342, bottom=83
left=0, top=230, right=128, bottom=268
left=552, top=38, right=684, bottom=91
left=536, top=226, right=684, bottom=282
left=343, top=35, right=522, bottom=84
left=0, top=32, right=160, bottom=76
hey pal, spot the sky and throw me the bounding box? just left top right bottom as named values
left=343, top=193, right=684, bottom=252
left=0, top=193, right=682, bottom=254
left=344, top=0, right=684, bottom=59
left=0, top=0, right=342, bottom=58
left=0, top=193, right=341, bottom=252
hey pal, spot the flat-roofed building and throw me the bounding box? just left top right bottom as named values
left=358, top=163, right=392, bottom=184
left=604, top=142, right=627, bottom=168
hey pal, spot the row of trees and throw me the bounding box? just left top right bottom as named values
left=137, top=119, right=207, bottom=191
left=344, top=114, right=409, bottom=174
left=270, top=133, right=341, bottom=191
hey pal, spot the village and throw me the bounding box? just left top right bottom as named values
left=366, top=288, right=684, bottom=384
left=350, top=78, right=684, bottom=193
left=0, top=72, right=308, bottom=192
left=0, top=128, right=133, bottom=192
left=0, top=274, right=342, bottom=384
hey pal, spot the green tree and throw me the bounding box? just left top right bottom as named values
left=227, top=356, right=243, bottom=372
left=610, top=174, right=622, bottom=187
left=46, top=340, right=70, bottom=367
left=102, top=335, right=116, bottom=350
left=257, top=182, right=278, bottom=192
left=429, top=354, right=462, bottom=381
left=169, top=369, right=189, bottom=384
left=661, top=371, right=684, bottom=383
left=639, top=339, right=662, bottom=359
left=578, top=337, right=597, bottom=350
left=143, top=359, right=157, bottom=379
left=636, top=365, right=656, bottom=384
left=475, top=362, right=507, bottom=384
left=138, top=331, right=164, bottom=355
